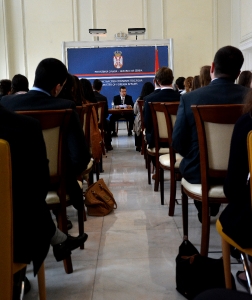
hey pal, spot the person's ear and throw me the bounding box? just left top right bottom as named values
left=210, top=62, right=215, bottom=79
left=51, top=83, right=63, bottom=97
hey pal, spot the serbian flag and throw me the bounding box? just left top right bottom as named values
left=155, top=45, right=159, bottom=72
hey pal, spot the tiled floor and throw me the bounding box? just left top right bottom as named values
left=25, top=124, right=246, bottom=299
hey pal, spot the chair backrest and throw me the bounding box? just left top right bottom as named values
left=78, top=104, right=92, bottom=148
left=0, top=139, right=13, bottom=299
left=163, top=102, right=180, bottom=166
left=247, top=130, right=252, bottom=208
left=149, top=102, right=169, bottom=150
left=97, top=101, right=106, bottom=131
left=137, top=99, right=145, bottom=132
left=191, top=104, right=244, bottom=188
left=16, top=110, right=72, bottom=185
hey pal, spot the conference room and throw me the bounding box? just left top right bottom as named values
left=1, top=1, right=252, bottom=299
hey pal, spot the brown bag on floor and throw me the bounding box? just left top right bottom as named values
left=84, top=178, right=117, bottom=216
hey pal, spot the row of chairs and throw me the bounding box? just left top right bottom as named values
left=138, top=100, right=245, bottom=256
left=138, top=100, right=252, bottom=291
left=0, top=103, right=106, bottom=298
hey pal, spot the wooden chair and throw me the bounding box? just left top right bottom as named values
left=137, top=99, right=147, bottom=164
left=181, top=104, right=244, bottom=256
left=77, top=105, right=94, bottom=186
left=215, top=130, right=252, bottom=292
left=148, top=102, right=170, bottom=191
left=0, top=139, right=46, bottom=300
left=159, top=102, right=182, bottom=215
left=17, top=109, right=75, bottom=274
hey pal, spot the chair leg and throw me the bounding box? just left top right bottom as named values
left=126, top=121, right=129, bottom=131
left=160, top=167, right=164, bottom=205
left=200, top=200, right=210, bottom=256
left=168, top=172, right=176, bottom=216
left=77, top=206, right=84, bottom=250
left=221, top=237, right=232, bottom=289
left=154, top=158, right=159, bottom=192
left=88, top=169, right=94, bottom=185
left=181, top=187, right=188, bottom=238
left=37, top=263, right=46, bottom=300
left=147, top=154, right=151, bottom=185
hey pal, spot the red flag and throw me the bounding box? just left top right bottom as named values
left=155, top=46, right=159, bottom=72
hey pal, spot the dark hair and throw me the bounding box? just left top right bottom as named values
left=72, top=76, right=85, bottom=105
left=139, top=82, right=154, bottom=99
left=0, top=79, right=11, bottom=96
left=120, top=86, right=126, bottom=91
left=191, top=75, right=201, bottom=91
left=34, top=58, right=68, bottom=93
left=175, top=77, right=185, bottom=89
left=238, top=70, right=252, bottom=88
left=93, top=79, right=103, bottom=91
left=11, top=74, right=29, bottom=94
left=57, top=73, right=74, bottom=100
left=200, top=65, right=211, bottom=87
left=156, top=67, right=174, bottom=85
left=213, top=46, right=244, bottom=80
left=80, top=78, right=97, bottom=103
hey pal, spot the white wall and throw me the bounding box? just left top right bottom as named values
left=0, top=0, right=249, bottom=86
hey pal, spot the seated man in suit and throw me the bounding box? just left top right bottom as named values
left=172, top=45, right=249, bottom=222
left=1, top=58, right=91, bottom=225
left=0, top=104, right=87, bottom=296
left=144, top=67, right=180, bottom=149
left=109, top=86, right=134, bottom=137
left=93, top=79, right=113, bottom=151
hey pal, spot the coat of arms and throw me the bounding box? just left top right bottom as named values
left=113, top=51, right=123, bottom=69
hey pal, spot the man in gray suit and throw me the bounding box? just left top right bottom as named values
left=172, top=45, right=249, bottom=220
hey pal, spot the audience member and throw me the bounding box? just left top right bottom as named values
left=238, top=70, right=252, bottom=88
left=133, top=82, right=154, bottom=151
left=1, top=58, right=91, bottom=218
left=144, top=67, right=180, bottom=149
left=175, top=77, right=185, bottom=94
left=72, top=75, right=85, bottom=106
left=11, top=74, right=29, bottom=94
left=184, top=76, right=193, bottom=93
left=110, top=86, right=134, bottom=137
left=0, top=104, right=87, bottom=296
left=172, top=45, right=249, bottom=222
left=80, top=78, right=97, bottom=103
left=191, top=75, right=201, bottom=91
left=0, top=79, right=11, bottom=101
left=200, top=65, right=211, bottom=86
left=220, top=89, right=252, bottom=290
left=93, top=79, right=113, bottom=151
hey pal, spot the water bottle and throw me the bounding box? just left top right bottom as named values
left=112, top=101, right=114, bottom=109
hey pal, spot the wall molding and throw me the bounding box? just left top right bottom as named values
left=1, top=0, right=9, bottom=77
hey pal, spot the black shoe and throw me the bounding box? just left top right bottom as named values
left=128, top=131, right=132, bottom=136
left=136, top=147, right=141, bottom=152
left=53, top=233, right=88, bottom=262
left=24, top=276, right=31, bottom=294
left=230, top=246, right=241, bottom=262
left=236, top=271, right=249, bottom=292
left=112, top=132, right=117, bottom=137
left=106, top=145, right=113, bottom=151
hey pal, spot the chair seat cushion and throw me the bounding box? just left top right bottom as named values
left=181, top=178, right=225, bottom=198
left=159, top=153, right=183, bottom=168
left=147, top=147, right=169, bottom=154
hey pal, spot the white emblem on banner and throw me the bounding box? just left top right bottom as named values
left=113, top=51, right=123, bottom=69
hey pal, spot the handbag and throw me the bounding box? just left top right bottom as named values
left=84, top=178, right=117, bottom=216
left=176, top=238, right=236, bottom=300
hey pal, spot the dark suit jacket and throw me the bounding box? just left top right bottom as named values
left=0, top=104, right=55, bottom=275
left=94, top=90, right=108, bottom=118
left=113, top=94, right=134, bottom=107
left=144, top=88, right=180, bottom=148
left=1, top=90, right=91, bottom=209
left=220, top=113, right=252, bottom=248
left=172, top=78, right=249, bottom=184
